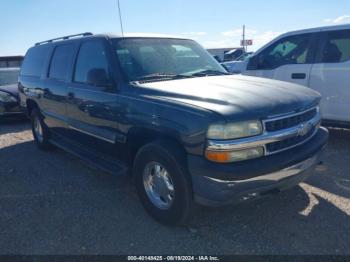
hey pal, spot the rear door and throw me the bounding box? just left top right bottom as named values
left=41, top=43, right=77, bottom=133
left=309, top=29, right=350, bottom=122
left=19, top=45, right=51, bottom=116
left=66, top=38, right=121, bottom=156
left=244, top=33, right=316, bottom=87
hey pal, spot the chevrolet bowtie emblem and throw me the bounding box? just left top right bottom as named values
left=297, top=122, right=313, bottom=137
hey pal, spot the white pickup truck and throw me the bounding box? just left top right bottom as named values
left=241, top=24, right=350, bottom=127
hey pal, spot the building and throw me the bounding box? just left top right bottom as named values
left=0, top=56, right=24, bottom=68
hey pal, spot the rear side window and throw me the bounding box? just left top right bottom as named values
left=21, top=46, right=50, bottom=77
left=256, top=33, right=312, bottom=70
left=320, top=29, right=350, bottom=63
left=49, top=44, right=75, bottom=81
left=74, top=41, right=110, bottom=86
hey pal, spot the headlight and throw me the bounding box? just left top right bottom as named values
left=207, top=120, right=262, bottom=140
left=0, top=91, right=17, bottom=103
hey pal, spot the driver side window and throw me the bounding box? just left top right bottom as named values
left=257, top=33, right=313, bottom=70
left=74, top=40, right=113, bottom=91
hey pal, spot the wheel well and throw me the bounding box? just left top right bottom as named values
left=26, top=99, right=38, bottom=116
left=126, top=128, right=186, bottom=166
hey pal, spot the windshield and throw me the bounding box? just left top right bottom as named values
left=0, top=70, right=19, bottom=86
left=112, top=38, right=227, bottom=82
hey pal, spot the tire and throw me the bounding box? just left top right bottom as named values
left=30, top=108, right=52, bottom=150
left=134, top=140, right=194, bottom=226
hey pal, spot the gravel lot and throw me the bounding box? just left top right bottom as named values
left=0, top=120, right=349, bottom=255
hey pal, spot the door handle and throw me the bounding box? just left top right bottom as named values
left=291, top=73, right=306, bottom=79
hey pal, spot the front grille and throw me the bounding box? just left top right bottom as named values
left=265, top=108, right=317, bottom=132
left=266, top=126, right=316, bottom=153
left=206, top=106, right=321, bottom=160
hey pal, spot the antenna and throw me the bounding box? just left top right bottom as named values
left=117, top=0, right=125, bottom=37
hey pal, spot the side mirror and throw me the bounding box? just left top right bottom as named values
left=87, top=68, right=112, bottom=87
left=246, top=55, right=259, bottom=70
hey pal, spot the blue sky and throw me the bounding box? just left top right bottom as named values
left=1, top=0, right=350, bottom=56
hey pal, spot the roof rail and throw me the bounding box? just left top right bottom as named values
left=35, top=32, right=93, bottom=46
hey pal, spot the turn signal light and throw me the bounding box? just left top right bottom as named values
left=205, top=147, right=264, bottom=163
left=205, top=151, right=232, bottom=163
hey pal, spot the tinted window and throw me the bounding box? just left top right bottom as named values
left=21, top=46, right=50, bottom=77
left=320, top=30, right=350, bottom=63
left=257, top=33, right=312, bottom=70
left=74, top=41, right=110, bottom=86
left=49, top=45, right=75, bottom=81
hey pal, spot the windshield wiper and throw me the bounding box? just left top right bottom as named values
left=133, top=73, right=193, bottom=83
left=190, top=69, right=230, bottom=77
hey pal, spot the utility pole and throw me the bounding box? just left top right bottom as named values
left=242, top=25, right=246, bottom=52
left=117, top=0, right=124, bottom=37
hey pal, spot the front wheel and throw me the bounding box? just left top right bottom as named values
left=134, top=140, right=194, bottom=226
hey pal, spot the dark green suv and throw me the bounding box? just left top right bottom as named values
left=19, top=33, right=328, bottom=225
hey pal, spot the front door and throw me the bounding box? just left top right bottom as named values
left=66, top=39, right=121, bottom=157
left=244, top=32, right=316, bottom=87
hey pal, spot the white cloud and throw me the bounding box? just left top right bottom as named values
left=202, top=39, right=237, bottom=49
left=203, top=29, right=282, bottom=51
left=324, top=15, right=350, bottom=24
left=221, top=28, right=257, bottom=37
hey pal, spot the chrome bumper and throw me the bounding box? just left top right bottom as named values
left=193, top=146, right=325, bottom=206
left=206, top=149, right=322, bottom=185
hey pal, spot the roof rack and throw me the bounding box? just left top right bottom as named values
left=35, top=32, right=93, bottom=46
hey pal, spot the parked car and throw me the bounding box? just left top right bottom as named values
left=221, top=52, right=253, bottom=74
left=236, top=52, right=254, bottom=61
left=0, top=68, right=24, bottom=118
left=223, top=48, right=245, bottom=61
left=242, top=24, right=350, bottom=127
left=19, top=33, right=328, bottom=225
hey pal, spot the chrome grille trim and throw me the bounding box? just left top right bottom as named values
left=263, top=107, right=318, bottom=132
left=264, top=106, right=318, bottom=122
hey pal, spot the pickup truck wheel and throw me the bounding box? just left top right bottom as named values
left=31, top=109, right=52, bottom=150
left=134, top=141, right=193, bottom=226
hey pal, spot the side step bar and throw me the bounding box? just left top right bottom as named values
left=49, top=133, right=128, bottom=176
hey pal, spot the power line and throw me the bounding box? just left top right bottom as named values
left=117, top=0, right=124, bottom=37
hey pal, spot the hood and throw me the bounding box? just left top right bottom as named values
left=222, top=61, right=247, bottom=74
left=137, top=75, right=321, bottom=122
left=0, top=84, right=19, bottom=96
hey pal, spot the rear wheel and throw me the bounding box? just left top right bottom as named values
left=30, top=108, right=52, bottom=150
left=134, top=140, right=194, bottom=226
